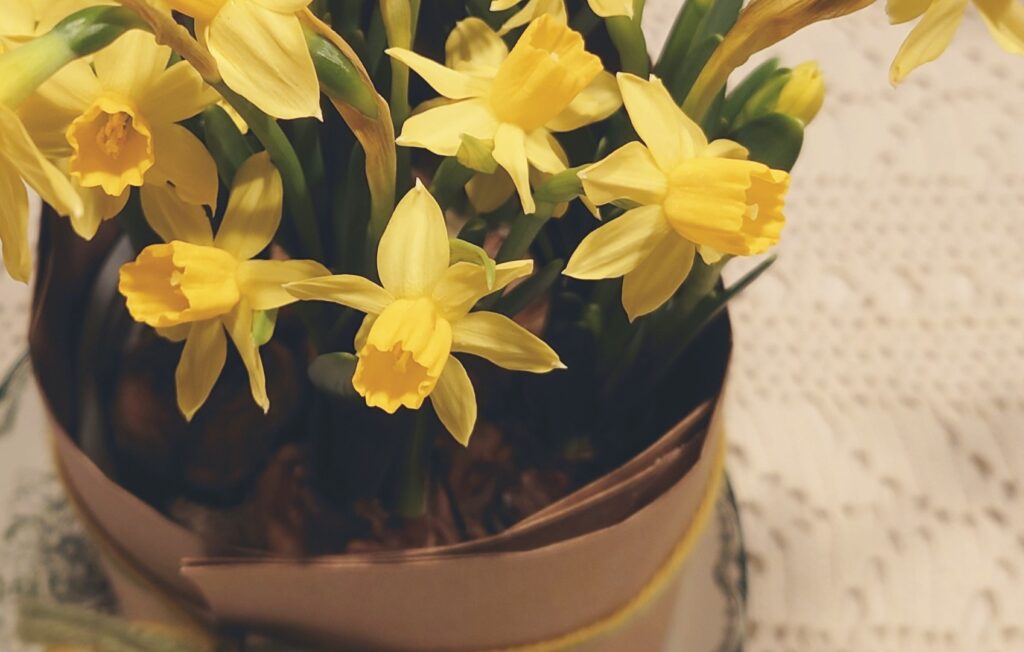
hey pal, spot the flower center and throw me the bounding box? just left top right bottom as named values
left=488, top=15, right=602, bottom=132
left=67, top=97, right=154, bottom=197
left=353, top=298, right=453, bottom=414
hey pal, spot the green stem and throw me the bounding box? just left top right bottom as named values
left=606, top=16, right=650, bottom=77
left=496, top=204, right=555, bottom=263
left=430, top=157, right=475, bottom=211
left=398, top=410, right=430, bottom=518
left=202, top=105, right=253, bottom=187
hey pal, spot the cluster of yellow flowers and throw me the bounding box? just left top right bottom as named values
left=0, top=0, right=1020, bottom=446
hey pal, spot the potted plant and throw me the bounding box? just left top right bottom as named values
left=4, top=0, right=1020, bottom=649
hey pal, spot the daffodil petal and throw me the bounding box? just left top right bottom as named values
left=588, top=0, right=634, bottom=17
left=433, top=260, right=534, bottom=319
left=19, top=60, right=97, bottom=155
left=466, top=170, right=516, bottom=214
left=975, top=0, right=1024, bottom=53
left=496, top=0, right=566, bottom=36
left=0, top=156, right=31, bottom=282
left=175, top=319, right=227, bottom=421
left=430, top=355, right=477, bottom=446
left=285, top=274, right=394, bottom=313
left=73, top=185, right=129, bottom=241
left=386, top=47, right=491, bottom=99
left=377, top=180, right=451, bottom=297
left=580, top=141, right=667, bottom=207
left=889, top=0, right=968, bottom=84
left=524, top=129, right=568, bottom=175
left=492, top=122, right=535, bottom=214
left=452, top=311, right=563, bottom=372
left=701, top=139, right=749, bottom=160
left=0, top=105, right=82, bottom=220
left=547, top=70, right=622, bottom=132
left=564, top=205, right=671, bottom=280
left=237, top=259, right=331, bottom=311
left=618, top=73, right=706, bottom=170
left=93, top=30, right=171, bottom=100
left=253, top=0, right=312, bottom=11
left=490, top=0, right=521, bottom=9
left=887, top=0, right=931, bottom=24
left=397, top=99, right=499, bottom=156
left=138, top=61, right=219, bottom=126
left=206, top=1, right=322, bottom=120
left=214, top=152, right=283, bottom=260
left=149, top=123, right=219, bottom=208
left=225, top=303, right=269, bottom=413
left=446, top=17, right=508, bottom=73
left=621, top=234, right=696, bottom=321
left=139, top=183, right=214, bottom=245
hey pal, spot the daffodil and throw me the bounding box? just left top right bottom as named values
left=20, top=30, right=220, bottom=239
left=565, top=74, right=789, bottom=322
left=118, top=152, right=329, bottom=419
left=490, top=0, right=634, bottom=34
left=285, top=182, right=564, bottom=445
left=388, top=15, right=621, bottom=215
left=775, top=61, right=825, bottom=125
left=0, top=0, right=110, bottom=43
left=0, top=30, right=83, bottom=281
left=162, top=0, right=321, bottom=120
left=889, top=0, right=1024, bottom=83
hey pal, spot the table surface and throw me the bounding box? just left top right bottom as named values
left=1, top=3, right=1023, bottom=651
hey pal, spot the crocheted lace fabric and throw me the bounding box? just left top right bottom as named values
left=643, top=2, right=1024, bottom=650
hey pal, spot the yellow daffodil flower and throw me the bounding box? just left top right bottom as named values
left=118, top=152, right=329, bottom=419
left=0, top=0, right=111, bottom=43
left=490, top=0, right=633, bottom=35
left=388, top=15, right=621, bottom=215
left=0, top=32, right=83, bottom=281
left=565, top=74, right=789, bottom=322
left=20, top=31, right=220, bottom=239
left=285, top=182, right=564, bottom=446
left=775, top=61, right=825, bottom=125
left=162, top=0, right=322, bottom=120
left=889, top=0, right=1024, bottom=83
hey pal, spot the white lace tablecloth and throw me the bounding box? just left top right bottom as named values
left=1, top=4, right=1022, bottom=651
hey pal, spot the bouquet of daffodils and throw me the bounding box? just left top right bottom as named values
left=1, top=0, right=1020, bottom=545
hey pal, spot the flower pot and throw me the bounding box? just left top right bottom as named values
left=30, top=211, right=734, bottom=651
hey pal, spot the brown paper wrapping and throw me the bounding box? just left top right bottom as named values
left=31, top=210, right=733, bottom=651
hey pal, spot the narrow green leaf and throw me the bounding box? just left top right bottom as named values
left=309, top=352, right=359, bottom=398
left=721, top=57, right=780, bottom=126
left=730, top=112, right=805, bottom=171
left=496, top=259, right=564, bottom=317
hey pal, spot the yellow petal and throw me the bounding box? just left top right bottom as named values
left=890, top=0, right=968, bottom=83
left=547, top=70, right=622, bottom=132
left=137, top=61, right=220, bottom=126
left=975, top=0, right=1024, bottom=53
left=139, top=184, right=214, bottom=246
left=253, top=0, right=312, bottom=11
left=451, top=311, right=563, bottom=372
left=149, top=123, right=219, bottom=208
left=430, top=355, right=477, bottom=446
left=774, top=61, right=825, bottom=125
left=175, top=319, right=227, bottom=421
left=0, top=105, right=82, bottom=220
left=377, top=180, right=451, bottom=297
left=285, top=274, right=394, bottom=314
left=580, top=141, right=667, bottom=207
left=433, top=260, right=534, bottom=320
left=397, top=99, right=499, bottom=157
left=588, top=0, right=634, bottom=18
left=386, top=47, right=491, bottom=99
left=446, top=17, right=508, bottom=73
left=206, top=1, right=322, bottom=120
left=618, top=73, right=705, bottom=170
left=214, top=152, right=283, bottom=260
left=492, top=122, right=534, bottom=213
left=225, top=303, right=270, bottom=413
left=237, top=259, right=331, bottom=310
left=18, top=60, right=98, bottom=156
left=701, top=139, right=750, bottom=160
left=0, top=156, right=30, bottom=282
left=621, top=234, right=696, bottom=321
left=73, top=184, right=129, bottom=241
left=524, top=129, right=568, bottom=175
left=466, top=170, right=516, bottom=214
left=496, top=0, right=567, bottom=36
left=93, top=30, right=172, bottom=101
left=564, top=205, right=671, bottom=280
left=887, top=0, right=931, bottom=24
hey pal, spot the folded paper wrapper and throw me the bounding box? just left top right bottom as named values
left=30, top=211, right=733, bottom=651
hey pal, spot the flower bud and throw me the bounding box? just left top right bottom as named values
left=774, top=61, right=824, bottom=125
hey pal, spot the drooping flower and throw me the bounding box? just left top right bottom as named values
left=565, top=74, right=789, bottom=321
left=118, top=152, right=329, bottom=419
left=20, top=30, right=219, bottom=239
left=162, top=0, right=322, bottom=120
left=490, top=0, right=634, bottom=34
left=889, top=0, right=1023, bottom=83
left=285, top=182, right=564, bottom=445
left=388, top=15, right=621, bottom=214
left=774, top=61, right=825, bottom=125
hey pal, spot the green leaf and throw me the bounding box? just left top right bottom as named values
left=457, top=134, right=498, bottom=174
left=655, top=0, right=712, bottom=76
left=202, top=105, right=254, bottom=187
left=667, top=34, right=722, bottom=106
left=495, top=259, right=564, bottom=317
left=305, top=28, right=379, bottom=119
left=533, top=166, right=585, bottom=205
left=309, top=352, right=359, bottom=398
left=732, top=69, right=792, bottom=130
left=450, top=238, right=496, bottom=289
left=721, top=58, right=780, bottom=126
left=730, top=112, right=805, bottom=171
left=251, top=309, right=278, bottom=347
